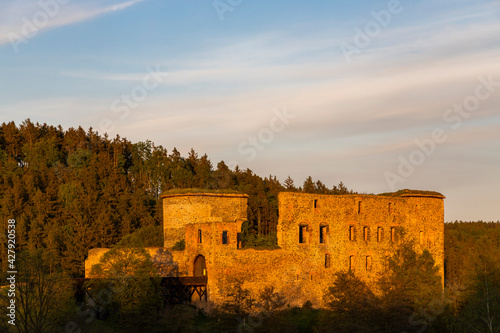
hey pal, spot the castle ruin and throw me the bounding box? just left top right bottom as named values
left=85, top=189, right=445, bottom=307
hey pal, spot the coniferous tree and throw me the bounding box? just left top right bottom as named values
left=302, top=176, right=315, bottom=193
left=322, top=270, right=379, bottom=332
left=378, top=238, right=442, bottom=332
left=283, top=176, right=296, bottom=191
left=0, top=120, right=357, bottom=276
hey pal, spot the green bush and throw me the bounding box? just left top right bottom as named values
left=172, top=239, right=186, bottom=251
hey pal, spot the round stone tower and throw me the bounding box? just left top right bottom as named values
left=161, top=190, right=249, bottom=248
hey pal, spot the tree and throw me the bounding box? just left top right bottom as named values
left=117, top=224, right=163, bottom=247
left=449, top=253, right=500, bottom=333
left=283, top=176, right=296, bottom=191
left=221, top=278, right=255, bottom=316
left=195, top=153, right=213, bottom=188
left=0, top=120, right=357, bottom=276
left=257, top=286, right=287, bottom=313
left=186, top=148, right=198, bottom=180
left=9, top=249, right=74, bottom=333
left=315, top=180, right=328, bottom=194
left=453, top=271, right=500, bottom=333
left=151, top=248, right=179, bottom=277
left=214, top=160, right=234, bottom=189
left=325, top=270, right=377, bottom=314
left=302, top=176, right=315, bottom=193
left=332, top=181, right=352, bottom=194
left=87, top=244, right=162, bottom=331
left=378, top=237, right=443, bottom=332
left=445, top=222, right=500, bottom=302
left=322, top=270, right=379, bottom=332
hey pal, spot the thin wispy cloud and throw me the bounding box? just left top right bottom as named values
left=1, top=0, right=499, bottom=220
left=0, top=0, right=145, bottom=47
left=61, top=69, right=169, bottom=82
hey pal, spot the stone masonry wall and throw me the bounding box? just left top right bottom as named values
left=85, top=247, right=164, bottom=278
left=178, top=223, right=336, bottom=307
left=276, top=192, right=445, bottom=286
left=185, top=193, right=444, bottom=308
left=85, top=190, right=444, bottom=309
left=161, top=193, right=248, bottom=248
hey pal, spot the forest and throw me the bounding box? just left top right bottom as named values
left=0, top=120, right=499, bottom=333
left=0, top=120, right=358, bottom=275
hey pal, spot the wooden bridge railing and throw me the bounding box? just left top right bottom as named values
left=73, top=276, right=208, bottom=305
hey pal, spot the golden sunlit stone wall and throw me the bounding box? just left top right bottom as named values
left=161, top=192, right=248, bottom=248
left=203, top=248, right=339, bottom=307
left=186, top=192, right=444, bottom=307
left=174, top=222, right=337, bottom=307
left=85, top=247, right=164, bottom=278
left=85, top=248, right=111, bottom=278
left=276, top=192, right=445, bottom=286
left=85, top=190, right=444, bottom=308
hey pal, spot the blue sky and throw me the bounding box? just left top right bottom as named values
left=1, top=0, right=499, bottom=221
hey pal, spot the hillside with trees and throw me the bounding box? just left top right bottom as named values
left=0, top=120, right=354, bottom=277
left=0, top=120, right=498, bottom=332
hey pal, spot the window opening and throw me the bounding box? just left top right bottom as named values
left=299, top=225, right=308, bottom=244
left=377, top=227, right=383, bottom=243
left=320, top=225, right=328, bottom=244
left=366, top=256, right=372, bottom=271
left=349, top=226, right=356, bottom=241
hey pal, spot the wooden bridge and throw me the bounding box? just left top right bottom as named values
left=155, top=276, right=208, bottom=304
left=73, top=276, right=207, bottom=306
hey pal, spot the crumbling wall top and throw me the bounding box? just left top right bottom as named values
left=161, top=189, right=249, bottom=199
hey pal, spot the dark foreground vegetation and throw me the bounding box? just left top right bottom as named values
left=1, top=121, right=499, bottom=332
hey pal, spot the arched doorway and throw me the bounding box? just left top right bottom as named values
left=193, top=255, right=207, bottom=277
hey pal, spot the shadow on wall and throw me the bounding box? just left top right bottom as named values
left=152, top=248, right=179, bottom=277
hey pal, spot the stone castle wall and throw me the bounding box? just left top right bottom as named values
left=161, top=192, right=248, bottom=247
left=85, top=190, right=444, bottom=308
left=276, top=192, right=445, bottom=285
left=85, top=247, right=164, bottom=278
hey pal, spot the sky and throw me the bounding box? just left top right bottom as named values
left=0, top=0, right=499, bottom=222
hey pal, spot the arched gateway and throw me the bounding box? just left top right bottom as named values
left=194, top=255, right=207, bottom=277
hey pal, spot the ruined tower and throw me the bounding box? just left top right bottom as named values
left=161, top=191, right=248, bottom=248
